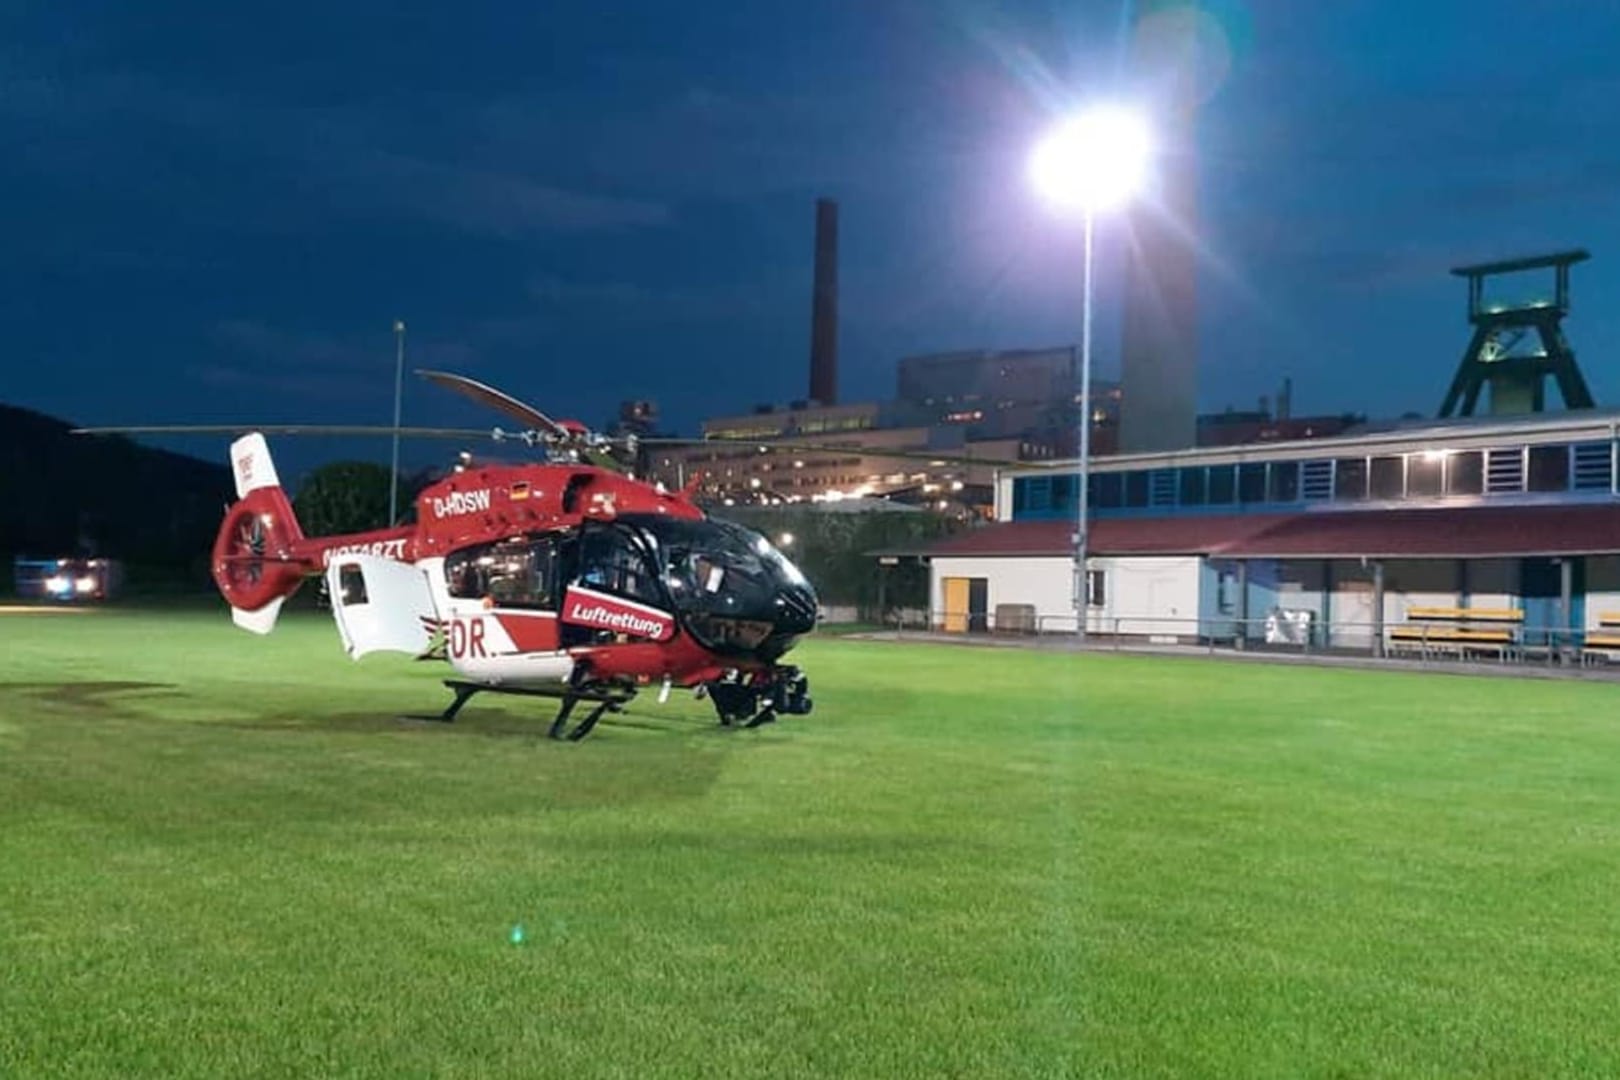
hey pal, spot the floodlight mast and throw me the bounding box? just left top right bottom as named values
left=1029, top=105, right=1151, bottom=643
left=390, top=320, right=406, bottom=525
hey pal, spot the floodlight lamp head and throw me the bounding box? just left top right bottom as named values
left=1030, top=105, right=1153, bottom=214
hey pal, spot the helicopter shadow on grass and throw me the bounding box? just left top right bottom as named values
left=0, top=682, right=794, bottom=811
left=202, top=705, right=757, bottom=811
left=0, top=681, right=182, bottom=719
left=385, top=703, right=720, bottom=740
left=231, top=697, right=776, bottom=743
left=1, top=680, right=813, bottom=752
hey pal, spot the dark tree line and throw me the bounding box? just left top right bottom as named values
left=1, top=405, right=232, bottom=589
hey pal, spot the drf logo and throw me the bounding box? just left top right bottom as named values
left=448, top=617, right=488, bottom=659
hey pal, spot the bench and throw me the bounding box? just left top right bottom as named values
left=1387, top=607, right=1521, bottom=661
left=993, top=603, right=1037, bottom=635
left=1582, top=611, right=1620, bottom=664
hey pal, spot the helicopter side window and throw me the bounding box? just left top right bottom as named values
left=575, top=524, right=666, bottom=608
left=445, top=536, right=558, bottom=609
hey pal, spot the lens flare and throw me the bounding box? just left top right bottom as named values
left=1029, top=106, right=1153, bottom=213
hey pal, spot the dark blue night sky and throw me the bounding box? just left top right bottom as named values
left=5, top=1, right=1620, bottom=478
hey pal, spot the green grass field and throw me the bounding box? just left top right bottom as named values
left=5, top=607, right=1620, bottom=1077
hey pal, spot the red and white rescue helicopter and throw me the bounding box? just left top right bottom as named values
left=80, top=371, right=821, bottom=739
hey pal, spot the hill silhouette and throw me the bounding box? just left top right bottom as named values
left=1, top=404, right=233, bottom=587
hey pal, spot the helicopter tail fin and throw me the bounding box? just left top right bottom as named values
left=229, top=432, right=283, bottom=499
left=212, top=434, right=310, bottom=634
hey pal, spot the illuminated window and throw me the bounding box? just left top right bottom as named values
left=1406, top=454, right=1442, bottom=497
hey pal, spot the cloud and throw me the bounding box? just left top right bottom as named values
left=1196, top=66, right=1620, bottom=320
left=466, top=84, right=920, bottom=202
left=210, top=320, right=371, bottom=371
left=183, top=363, right=372, bottom=404
left=209, top=320, right=474, bottom=381
left=187, top=321, right=481, bottom=416
left=521, top=273, right=787, bottom=322
left=322, top=150, right=669, bottom=235
left=1, top=67, right=670, bottom=239
left=1275, top=247, right=1465, bottom=291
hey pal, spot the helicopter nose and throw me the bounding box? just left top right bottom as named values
left=773, top=585, right=818, bottom=634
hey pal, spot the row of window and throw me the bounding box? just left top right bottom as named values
left=444, top=526, right=665, bottom=610
left=1013, top=442, right=1616, bottom=514
left=677, top=448, right=869, bottom=465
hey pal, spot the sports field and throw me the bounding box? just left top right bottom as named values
left=4, top=607, right=1620, bottom=1077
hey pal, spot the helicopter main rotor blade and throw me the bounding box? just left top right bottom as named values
left=416, top=369, right=569, bottom=439
left=638, top=437, right=1060, bottom=470
left=72, top=424, right=498, bottom=440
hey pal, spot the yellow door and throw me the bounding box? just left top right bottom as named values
left=942, top=577, right=969, bottom=633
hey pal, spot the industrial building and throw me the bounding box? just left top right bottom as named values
left=648, top=354, right=1100, bottom=511
left=649, top=195, right=1340, bottom=513
left=647, top=199, right=1102, bottom=512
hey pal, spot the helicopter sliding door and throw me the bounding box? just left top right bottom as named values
left=426, top=536, right=575, bottom=683
left=441, top=535, right=565, bottom=658
left=326, top=554, right=439, bottom=659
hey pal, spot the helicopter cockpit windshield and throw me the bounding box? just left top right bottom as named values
left=616, top=514, right=818, bottom=659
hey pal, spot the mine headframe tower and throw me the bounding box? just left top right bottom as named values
left=1438, top=249, right=1594, bottom=418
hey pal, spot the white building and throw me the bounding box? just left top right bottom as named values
left=917, top=409, right=1620, bottom=655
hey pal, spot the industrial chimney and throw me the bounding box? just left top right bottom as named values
left=808, top=198, right=839, bottom=406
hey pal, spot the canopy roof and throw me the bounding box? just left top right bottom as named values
left=923, top=504, right=1620, bottom=561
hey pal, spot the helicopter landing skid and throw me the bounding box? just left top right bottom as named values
left=547, top=693, right=628, bottom=741
left=425, top=680, right=633, bottom=741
